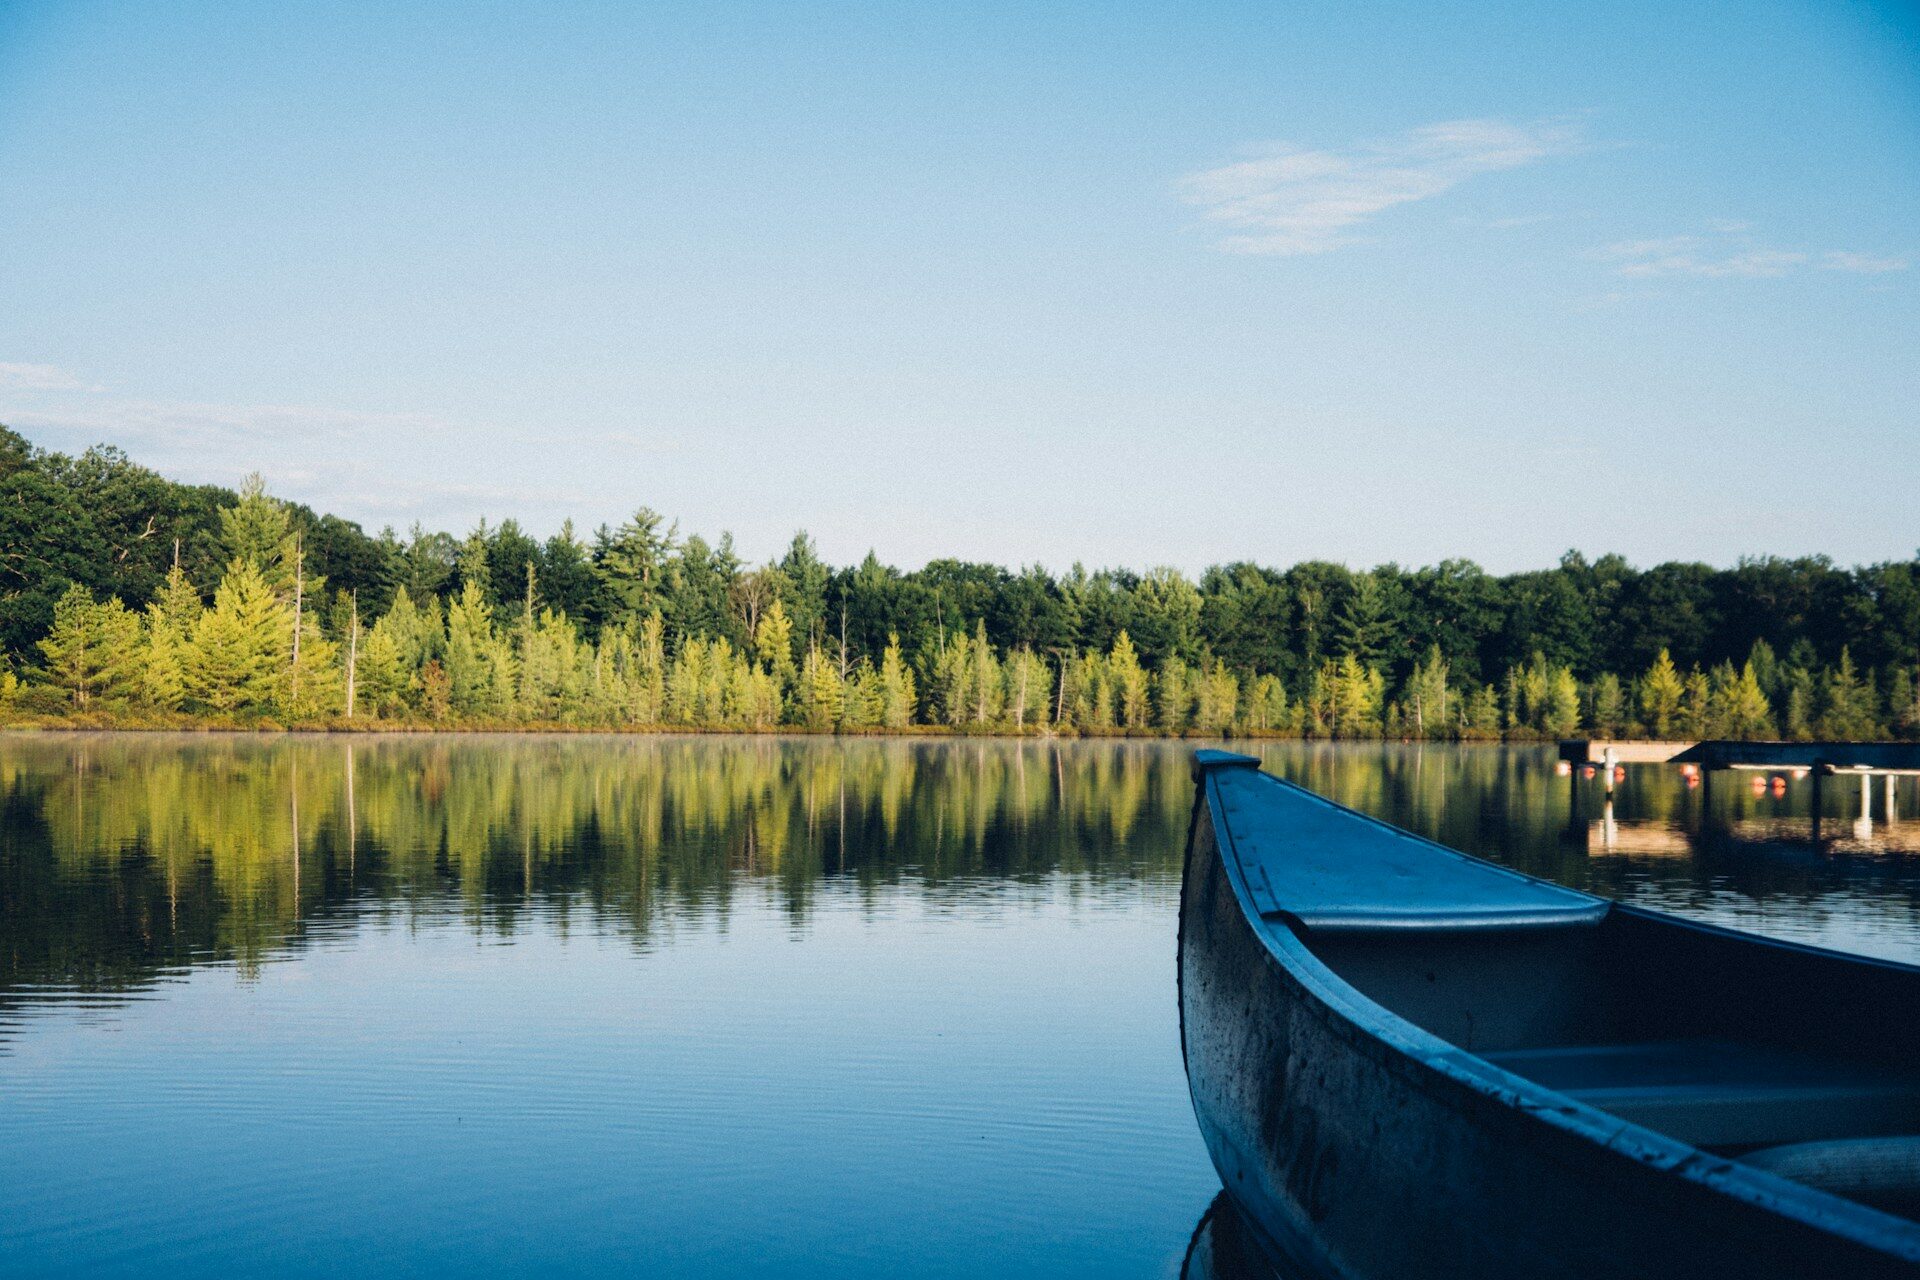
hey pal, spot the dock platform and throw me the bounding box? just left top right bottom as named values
left=1558, top=740, right=1920, bottom=776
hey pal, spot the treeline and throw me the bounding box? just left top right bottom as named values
left=4, top=427, right=1918, bottom=739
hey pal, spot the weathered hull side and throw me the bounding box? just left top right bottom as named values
left=1177, top=786, right=1920, bottom=1280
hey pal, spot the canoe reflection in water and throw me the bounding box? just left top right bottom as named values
left=1182, top=1193, right=1291, bottom=1280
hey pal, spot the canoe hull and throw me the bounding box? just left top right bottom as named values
left=1178, top=772, right=1920, bottom=1280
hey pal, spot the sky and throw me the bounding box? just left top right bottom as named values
left=0, top=0, right=1915, bottom=575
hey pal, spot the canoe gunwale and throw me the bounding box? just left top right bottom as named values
left=1182, top=751, right=1920, bottom=1266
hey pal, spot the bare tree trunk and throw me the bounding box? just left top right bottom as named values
left=290, top=536, right=304, bottom=708
left=345, top=591, right=359, bottom=718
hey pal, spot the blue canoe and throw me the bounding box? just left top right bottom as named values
left=1179, top=751, right=1920, bottom=1278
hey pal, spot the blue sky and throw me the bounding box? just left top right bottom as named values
left=0, top=0, right=1914, bottom=573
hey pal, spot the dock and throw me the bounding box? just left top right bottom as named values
left=1559, top=740, right=1920, bottom=774
left=1558, top=739, right=1919, bottom=841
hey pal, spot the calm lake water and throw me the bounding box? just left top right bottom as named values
left=4, top=733, right=1919, bottom=1278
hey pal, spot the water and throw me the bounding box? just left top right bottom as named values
left=3, top=733, right=1919, bottom=1278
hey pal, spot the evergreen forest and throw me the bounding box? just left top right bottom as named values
left=5, top=427, right=1917, bottom=740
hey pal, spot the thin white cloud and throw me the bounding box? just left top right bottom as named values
left=1597, top=228, right=1907, bottom=280
left=1180, top=118, right=1581, bottom=256
left=0, top=361, right=86, bottom=391
left=0, top=385, right=646, bottom=533
left=1822, top=251, right=1909, bottom=275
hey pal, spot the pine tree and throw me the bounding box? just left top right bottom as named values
left=1004, top=646, right=1049, bottom=729
left=800, top=643, right=843, bottom=729
left=1247, top=673, right=1290, bottom=733
left=930, top=631, right=974, bottom=726
left=444, top=578, right=504, bottom=716
left=1889, top=667, right=1920, bottom=740
left=1819, top=648, right=1880, bottom=740
left=183, top=560, right=290, bottom=713
left=1195, top=661, right=1239, bottom=731
left=287, top=610, right=343, bottom=719
left=1679, top=667, right=1712, bottom=739
left=1542, top=665, right=1580, bottom=738
left=1066, top=652, right=1112, bottom=730
left=149, top=565, right=203, bottom=639
left=1332, top=653, right=1384, bottom=737
left=967, top=621, right=1003, bottom=726
left=355, top=622, right=409, bottom=717
left=877, top=633, right=915, bottom=728
left=218, top=475, right=295, bottom=588
left=36, top=584, right=142, bottom=707
left=1156, top=657, right=1194, bottom=733
left=1716, top=660, right=1775, bottom=739
left=1588, top=672, right=1627, bottom=737
left=1332, top=572, right=1390, bottom=666
left=753, top=597, right=797, bottom=694
left=1464, top=684, right=1503, bottom=740
left=1640, top=649, right=1684, bottom=738
left=1108, top=631, right=1150, bottom=728
left=1404, top=645, right=1451, bottom=740
left=141, top=614, right=187, bottom=710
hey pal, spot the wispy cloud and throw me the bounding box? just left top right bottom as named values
left=1179, top=118, right=1581, bottom=256
left=0, top=362, right=87, bottom=391
left=1822, top=250, right=1909, bottom=275
left=0, top=365, right=651, bottom=532
left=1596, top=227, right=1906, bottom=280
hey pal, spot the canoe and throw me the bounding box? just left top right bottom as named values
left=1179, top=750, right=1920, bottom=1279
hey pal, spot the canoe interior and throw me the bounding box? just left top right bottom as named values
left=1307, top=913, right=1920, bottom=1162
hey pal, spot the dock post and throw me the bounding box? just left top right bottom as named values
left=1888, top=774, right=1899, bottom=824
left=1603, top=746, right=1617, bottom=800
left=1812, top=765, right=1825, bottom=845
left=1863, top=771, right=1875, bottom=823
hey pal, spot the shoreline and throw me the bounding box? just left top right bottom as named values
left=0, top=715, right=1651, bottom=745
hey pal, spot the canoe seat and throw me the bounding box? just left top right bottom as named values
left=1740, top=1136, right=1920, bottom=1217
left=1484, top=1040, right=1920, bottom=1149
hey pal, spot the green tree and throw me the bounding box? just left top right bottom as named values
left=1195, top=661, right=1239, bottom=731
left=876, top=633, right=916, bottom=728
left=36, top=584, right=142, bottom=707
left=1156, top=657, right=1195, bottom=733
left=1332, top=653, right=1384, bottom=737
left=800, top=643, right=843, bottom=729
left=1889, top=667, right=1920, bottom=740
left=1542, top=665, right=1580, bottom=738
left=1588, top=672, right=1628, bottom=737
left=1004, top=646, right=1049, bottom=729
left=1713, top=661, right=1775, bottom=739
left=287, top=610, right=344, bottom=719
left=1403, top=645, right=1451, bottom=740
left=1639, top=649, right=1684, bottom=738
left=1464, top=683, right=1502, bottom=739
left=1333, top=571, right=1391, bottom=666
left=595, top=508, right=677, bottom=620
left=1819, top=648, right=1880, bottom=740
left=1247, top=673, right=1291, bottom=733
left=754, top=597, right=797, bottom=693
left=218, top=475, right=294, bottom=586
left=1108, top=631, right=1150, bottom=728
left=1679, top=667, right=1712, bottom=738
left=355, top=621, right=410, bottom=717
left=183, top=560, right=290, bottom=713
left=444, top=578, right=508, bottom=716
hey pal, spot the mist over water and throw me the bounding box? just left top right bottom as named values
left=3, top=733, right=1918, bottom=1276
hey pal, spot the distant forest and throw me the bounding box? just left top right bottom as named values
left=4, top=426, right=1916, bottom=739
